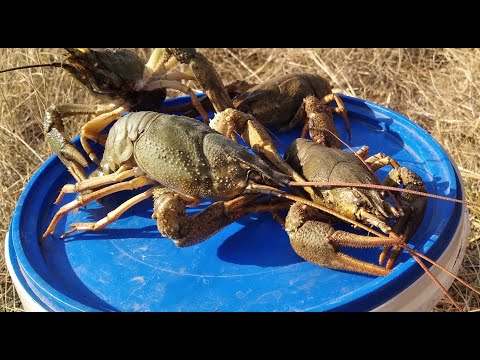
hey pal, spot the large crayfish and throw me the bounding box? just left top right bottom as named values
left=42, top=112, right=290, bottom=244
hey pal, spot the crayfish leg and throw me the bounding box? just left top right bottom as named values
left=42, top=175, right=154, bottom=240
left=142, top=48, right=171, bottom=84
left=54, top=165, right=137, bottom=204
left=143, top=79, right=209, bottom=123
left=321, top=93, right=350, bottom=141
left=64, top=187, right=156, bottom=238
left=303, top=95, right=343, bottom=149
left=363, top=152, right=401, bottom=172
left=80, top=106, right=127, bottom=165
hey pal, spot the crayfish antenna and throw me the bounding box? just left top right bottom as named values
left=401, top=244, right=480, bottom=297
left=289, top=181, right=468, bottom=205
left=0, top=63, right=63, bottom=74
left=394, top=244, right=480, bottom=312
left=405, top=247, right=463, bottom=311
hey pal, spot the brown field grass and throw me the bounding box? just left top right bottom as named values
left=1, top=48, right=479, bottom=312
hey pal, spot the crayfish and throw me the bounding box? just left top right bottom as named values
left=177, top=72, right=350, bottom=144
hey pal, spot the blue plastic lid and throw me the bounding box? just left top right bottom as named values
left=10, top=95, right=463, bottom=312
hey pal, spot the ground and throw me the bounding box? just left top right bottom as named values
left=0, top=48, right=479, bottom=312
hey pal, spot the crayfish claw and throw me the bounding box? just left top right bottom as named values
left=285, top=202, right=401, bottom=277
left=381, top=167, right=428, bottom=268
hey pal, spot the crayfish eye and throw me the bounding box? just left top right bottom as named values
left=356, top=199, right=366, bottom=208
left=247, top=170, right=263, bottom=183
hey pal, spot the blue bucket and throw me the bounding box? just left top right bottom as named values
left=6, top=95, right=469, bottom=312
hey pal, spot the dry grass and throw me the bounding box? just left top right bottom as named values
left=1, top=48, right=479, bottom=312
